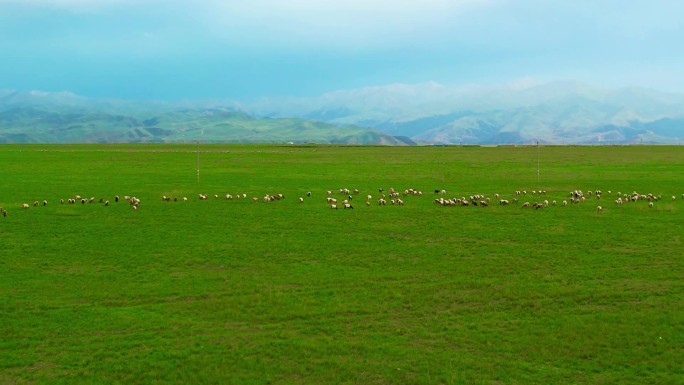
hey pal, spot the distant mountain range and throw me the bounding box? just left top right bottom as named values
left=2, top=81, right=684, bottom=144
left=0, top=90, right=412, bottom=145
left=246, top=81, right=684, bottom=144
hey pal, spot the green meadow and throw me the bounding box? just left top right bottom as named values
left=1, top=144, right=682, bottom=384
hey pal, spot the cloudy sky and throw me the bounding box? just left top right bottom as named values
left=1, top=0, right=682, bottom=100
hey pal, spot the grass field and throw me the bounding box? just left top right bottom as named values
left=1, top=144, right=682, bottom=384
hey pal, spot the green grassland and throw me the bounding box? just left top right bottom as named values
left=0, top=144, right=682, bottom=384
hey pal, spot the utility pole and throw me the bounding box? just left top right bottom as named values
left=536, top=140, right=540, bottom=184
left=196, top=140, right=200, bottom=183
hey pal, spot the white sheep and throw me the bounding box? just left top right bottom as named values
left=22, top=203, right=29, bottom=209
left=597, top=206, right=603, bottom=212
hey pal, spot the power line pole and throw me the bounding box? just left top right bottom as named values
left=196, top=139, right=200, bottom=183
left=536, top=140, right=540, bottom=184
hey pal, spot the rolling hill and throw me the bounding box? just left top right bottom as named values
left=0, top=91, right=413, bottom=145
left=247, top=81, right=684, bottom=144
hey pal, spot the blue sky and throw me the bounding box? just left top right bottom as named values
left=1, top=0, right=682, bottom=100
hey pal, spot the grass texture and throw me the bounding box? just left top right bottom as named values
left=1, top=144, right=682, bottom=384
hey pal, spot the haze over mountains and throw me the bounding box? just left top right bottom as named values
left=0, top=90, right=410, bottom=145
left=2, top=81, right=684, bottom=145
left=247, top=81, right=684, bottom=144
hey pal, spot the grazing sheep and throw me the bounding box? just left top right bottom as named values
left=2, top=210, right=6, bottom=217
left=252, top=197, right=259, bottom=202
left=115, top=195, right=120, bottom=202
left=60, top=199, right=64, bottom=204
left=173, top=197, right=178, bottom=202
left=22, top=203, right=29, bottom=209
left=183, top=197, right=188, bottom=202
left=533, top=203, right=543, bottom=209
left=562, top=200, right=568, bottom=206
left=365, top=201, right=370, bottom=206
left=378, top=198, right=387, bottom=206
left=307, top=191, right=312, bottom=197
left=132, top=205, right=138, bottom=211
left=396, top=199, right=404, bottom=206
left=672, top=196, right=676, bottom=201
left=331, top=204, right=338, bottom=209
left=597, top=206, right=603, bottom=212
left=649, top=202, right=654, bottom=208
left=42, top=200, right=47, bottom=206
left=104, top=200, right=110, bottom=206
left=33, top=201, right=39, bottom=207
left=552, top=200, right=557, bottom=205
left=299, top=197, right=304, bottom=203
left=521, top=202, right=530, bottom=208
left=366, top=194, right=372, bottom=201
left=214, top=194, right=219, bottom=199
left=343, top=203, right=353, bottom=209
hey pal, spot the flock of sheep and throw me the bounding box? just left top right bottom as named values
left=3, top=188, right=682, bottom=219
